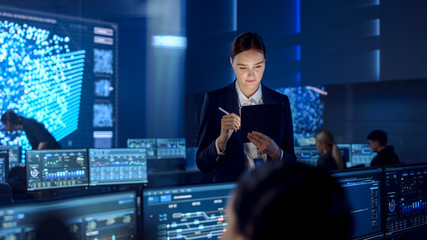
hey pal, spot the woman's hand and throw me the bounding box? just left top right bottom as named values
left=217, top=113, right=241, bottom=152
left=247, top=131, right=282, bottom=160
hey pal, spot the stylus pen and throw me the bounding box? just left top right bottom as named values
left=218, top=107, right=230, bottom=115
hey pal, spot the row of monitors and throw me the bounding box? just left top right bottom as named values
left=2, top=163, right=427, bottom=239
left=0, top=138, right=187, bottom=170
left=295, top=144, right=377, bottom=168
left=23, top=148, right=148, bottom=191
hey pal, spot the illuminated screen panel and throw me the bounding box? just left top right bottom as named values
left=156, top=138, right=186, bottom=159
left=0, top=6, right=118, bottom=150
left=295, top=146, right=319, bottom=167
left=385, top=164, right=427, bottom=237
left=0, top=150, right=9, bottom=183
left=127, top=138, right=157, bottom=159
left=351, top=144, right=376, bottom=167
left=143, top=183, right=236, bottom=240
left=0, top=145, right=22, bottom=169
left=26, top=149, right=88, bottom=191
left=0, top=191, right=138, bottom=239
left=89, top=148, right=148, bottom=186
left=332, top=168, right=383, bottom=240
left=337, top=144, right=351, bottom=168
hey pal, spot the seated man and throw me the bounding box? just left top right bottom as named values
left=367, top=130, right=400, bottom=167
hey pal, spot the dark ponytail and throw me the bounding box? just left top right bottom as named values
left=1, top=110, right=24, bottom=125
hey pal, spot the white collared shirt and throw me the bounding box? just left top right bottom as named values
left=215, top=81, right=265, bottom=170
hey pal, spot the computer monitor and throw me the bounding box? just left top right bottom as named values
left=0, top=191, right=138, bottom=239
left=332, top=167, right=383, bottom=240
left=89, top=148, right=148, bottom=186
left=337, top=144, right=351, bottom=168
left=156, top=138, right=186, bottom=159
left=26, top=149, right=89, bottom=191
left=295, top=146, right=319, bottom=167
left=384, top=164, right=427, bottom=237
left=0, top=150, right=9, bottom=183
left=0, top=145, right=22, bottom=169
left=351, top=144, right=376, bottom=167
left=142, top=182, right=236, bottom=240
left=127, top=138, right=157, bottom=158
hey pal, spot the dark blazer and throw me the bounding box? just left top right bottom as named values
left=196, top=81, right=296, bottom=182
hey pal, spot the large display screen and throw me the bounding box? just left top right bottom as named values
left=0, top=6, right=118, bottom=150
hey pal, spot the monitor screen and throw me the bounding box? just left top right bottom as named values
left=0, top=191, right=138, bottom=239
left=337, top=144, right=351, bottom=168
left=156, top=138, right=186, bottom=159
left=332, top=168, right=383, bottom=239
left=142, top=182, right=236, bottom=240
left=295, top=146, right=319, bottom=167
left=89, top=148, right=148, bottom=186
left=0, top=145, right=22, bottom=169
left=384, top=164, right=427, bottom=237
left=127, top=138, right=157, bottom=159
left=0, top=6, right=118, bottom=150
left=351, top=144, right=376, bottom=167
left=26, top=149, right=89, bottom=191
left=0, top=150, right=9, bottom=183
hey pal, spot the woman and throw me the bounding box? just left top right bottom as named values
left=196, top=32, right=296, bottom=182
left=1, top=110, right=61, bottom=150
left=222, top=162, right=353, bottom=240
left=315, top=130, right=344, bottom=170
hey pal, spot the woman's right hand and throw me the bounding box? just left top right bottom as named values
left=217, top=113, right=241, bottom=152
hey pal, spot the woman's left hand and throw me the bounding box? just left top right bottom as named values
left=247, top=131, right=282, bottom=160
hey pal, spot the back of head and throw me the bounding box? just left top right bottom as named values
left=367, top=130, right=387, bottom=146
left=233, top=162, right=352, bottom=240
left=1, top=110, right=22, bottom=125
left=230, top=32, right=266, bottom=60
left=315, top=129, right=335, bottom=146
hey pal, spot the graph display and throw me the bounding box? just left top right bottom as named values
left=0, top=150, right=9, bottom=183
left=127, top=138, right=156, bottom=158
left=26, top=149, right=88, bottom=191
left=332, top=168, right=383, bottom=239
left=143, top=183, right=236, bottom=240
left=0, top=145, right=22, bottom=169
left=384, top=164, right=427, bottom=237
left=351, top=144, right=376, bottom=167
left=0, top=191, right=138, bottom=239
left=156, top=138, right=186, bottom=159
left=89, top=148, right=147, bottom=186
left=295, top=146, right=319, bottom=167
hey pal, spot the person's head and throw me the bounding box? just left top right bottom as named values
left=222, top=162, right=353, bottom=240
left=367, top=130, right=387, bottom=152
left=315, top=130, right=335, bottom=154
left=230, top=32, right=266, bottom=97
left=1, top=110, right=23, bottom=132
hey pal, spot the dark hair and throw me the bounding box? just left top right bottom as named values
left=367, top=130, right=387, bottom=146
left=1, top=110, right=24, bottom=125
left=232, top=162, right=353, bottom=240
left=230, top=32, right=266, bottom=60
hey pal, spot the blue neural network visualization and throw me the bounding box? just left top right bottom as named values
left=0, top=20, right=86, bottom=149
left=276, top=86, right=325, bottom=146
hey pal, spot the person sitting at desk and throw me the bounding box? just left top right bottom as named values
left=196, top=32, right=296, bottom=182
left=221, top=161, right=353, bottom=240
left=315, top=130, right=345, bottom=171
left=1, top=110, right=61, bottom=150
left=367, top=130, right=400, bottom=167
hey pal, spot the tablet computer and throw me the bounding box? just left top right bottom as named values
left=240, top=103, right=282, bottom=143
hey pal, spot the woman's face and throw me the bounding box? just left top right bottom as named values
left=230, top=49, right=266, bottom=97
